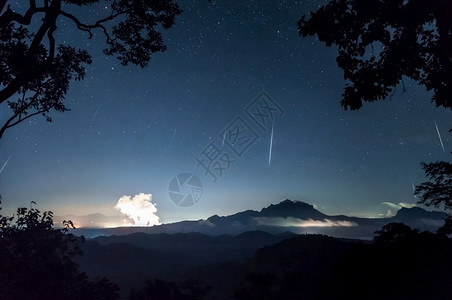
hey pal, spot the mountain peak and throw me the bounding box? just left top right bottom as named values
left=394, top=206, right=447, bottom=219
left=259, top=199, right=325, bottom=219
left=281, top=199, right=308, bottom=205
left=396, top=206, right=425, bottom=215
left=263, top=199, right=314, bottom=210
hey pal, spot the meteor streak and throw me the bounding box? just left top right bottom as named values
left=434, top=120, right=445, bottom=152
left=221, top=130, right=226, bottom=148
left=172, top=127, right=177, bottom=140
left=91, top=104, right=102, bottom=122
left=268, top=122, right=274, bottom=166
left=0, top=155, right=11, bottom=174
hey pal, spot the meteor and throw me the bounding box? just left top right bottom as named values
left=172, top=127, right=177, bottom=140
left=268, top=122, right=274, bottom=166
left=434, top=120, right=445, bottom=152
left=91, top=103, right=102, bottom=122
left=0, top=155, right=11, bottom=174
left=221, top=130, right=226, bottom=148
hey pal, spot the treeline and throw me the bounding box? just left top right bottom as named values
left=235, top=224, right=451, bottom=299
left=0, top=202, right=119, bottom=300
left=1, top=202, right=450, bottom=299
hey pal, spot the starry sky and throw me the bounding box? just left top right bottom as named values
left=0, top=0, right=451, bottom=224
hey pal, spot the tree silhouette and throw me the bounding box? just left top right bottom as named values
left=415, top=159, right=452, bottom=235
left=415, top=161, right=452, bottom=211
left=298, top=0, right=452, bottom=110
left=0, top=200, right=119, bottom=299
left=0, top=0, right=181, bottom=140
left=128, top=279, right=211, bottom=300
left=234, top=231, right=452, bottom=299
left=373, top=222, right=420, bottom=244
left=298, top=0, right=452, bottom=234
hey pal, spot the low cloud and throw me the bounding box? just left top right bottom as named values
left=382, top=202, right=401, bottom=210
left=115, top=193, right=161, bottom=226
left=198, top=219, right=216, bottom=227
left=399, top=202, right=417, bottom=209
left=382, top=202, right=416, bottom=217
left=382, top=202, right=416, bottom=210
left=254, top=217, right=358, bottom=228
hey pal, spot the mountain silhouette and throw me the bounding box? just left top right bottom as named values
left=259, top=199, right=326, bottom=219
left=77, top=230, right=295, bottom=297
left=393, top=206, right=447, bottom=220
left=71, top=201, right=450, bottom=299
left=390, top=206, right=447, bottom=230
left=67, top=199, right=447, bottom=239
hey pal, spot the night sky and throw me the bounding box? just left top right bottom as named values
left=1, top=0, right=451, bottom=225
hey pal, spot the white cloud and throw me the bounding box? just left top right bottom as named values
left=198, top=219, right=216, bottom=227
left=386, top=209, right=395, bottom=217
left=115, top=193, right=161, bottom=226
left=382, top=202, right=416, bottom=216
left=254, top=217, right=357, bottom=228
left=382, top=202, right=401, bottom=209
left=399, top=202, right=416, bottom=209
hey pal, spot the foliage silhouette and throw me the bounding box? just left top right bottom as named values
left=127, top=278, right=212, bottom=300
left=0, top=200, right=119, bottom=300
left=415, top=159, right=452, bottom=235
left=299, top=0, right=452, bottom=234
left=0, top=0, right=181, bottom=140
left=235, top=229, right=452, bottom=299
left=298, top=0, right=452, bottom=110
left=337, top=223, right=452, bottom=299
left=415, top=160, right=452, bottom=210
left=373, top=222, right=419, bottom=244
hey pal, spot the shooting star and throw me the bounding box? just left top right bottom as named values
left=268, top=122, right=274, bottom=166
left=91, top=103, right=102, bottom=122
left=221, top=131, right=226, bottom=148
left=0, top=155, right=12, bottom=174
left=434, top=120, right=445, bottom=152
left=412, top=181, right=417, bottom=197
left=172, top=127, right=177, bottom=140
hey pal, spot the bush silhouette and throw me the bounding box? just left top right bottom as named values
left=0, top=200, right=119, bottom=300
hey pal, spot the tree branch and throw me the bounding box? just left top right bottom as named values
left=7, top=108, right=51, bottom=129
left=47, top=23, right=56, bottom=61
left=0, top=2, right=45, bottom=26
left=2, top=91, right=51, bottom=134
left=60, top=11, right=93, bottom=37
left=0, top=0, right=60, bottom=104
left=0, top=110, right=20, bottom=140
left=0, top=0, right=7, bottom=14
left=60, top=10, right=122, bottom=43
left=0, top=89, right=38, bottom=138
left=26, top=1, right=59, bottom=60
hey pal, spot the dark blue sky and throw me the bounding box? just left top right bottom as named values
left=0, top=0, right=450, bottom=224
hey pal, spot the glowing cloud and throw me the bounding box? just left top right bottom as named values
left=382, top=202, right=416, bottom=209
left=382, top=202, right=401, bottom=210
left=381, top=202, right=416, bottom=217
left=254, top=217, right=358, bottom=228
left=115, top=193, right=161, bottom=226
left=398, top=202, right=417, bottom=209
